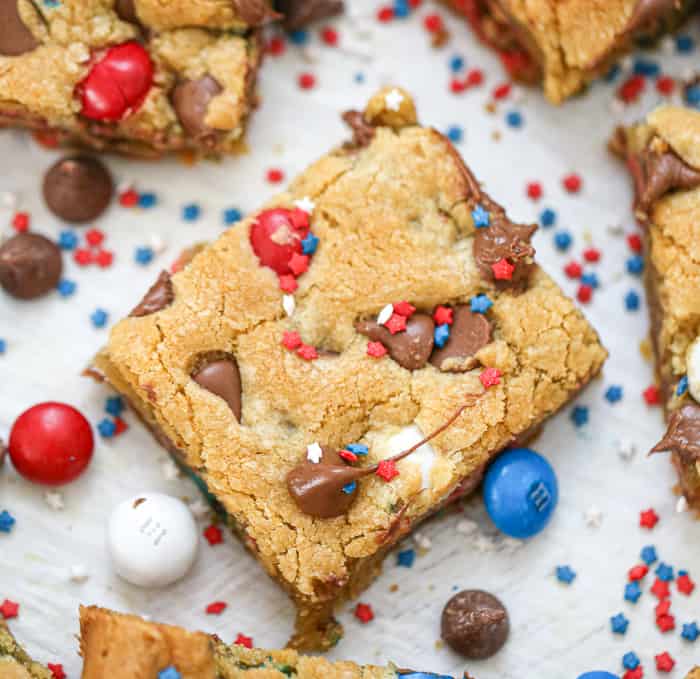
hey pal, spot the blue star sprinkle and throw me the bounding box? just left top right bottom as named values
left=556, top=565, right=576, bottom=584
left=397, top=549, right=416, bottom=568
left=676, top=376, right=689, bottom=397
left=158, top=668, right=182, bottom=679
left=446, top=125, right=463, bottom=143
left=471, top=204, right=490, bottom=228
left=90, top=308, right=109, bottom=328
left=605, top=385, right=623, bottom=403
left=681, top=621, right=699, bottom=642
left=182, top=203, right=201, bottom=222
left=554, top=231, right=572, bottom=251
left=571, top=405, right=589, bottom=427
left=470, top=294, right=493, bottom=314
left=625, top=290, right=640, bottom=311
left=138, top=192, right=157, bottom=209
left=539, top=208, right=556, bottom=228
left=345, top=443, right=368, bottom=456
left=633, top=58, right=660, bottom=77
left=0, top=510, right=16, bottom=533
left=655, top=562, right=674, bottom=582
left=622, top=652, right=640, bottom=670
left=506, top=110, right=523, bottom=128
left=434, top=324, right=450, bottom=348
left=676, top=34, right=695, bottom=52
left=301, top=233, right=319, bottom=255
left=58, top=230, right=78, bottom=250
left=135, top=246, right=154, bottom=265
left=289, top=29, right=309, bottom=45
left=342, top=481, right=357, bottom=495
left=223, top=207, right=242, bottom=225
left=626, top=255, right=644, bottom=275
left=98, top=418, right=116, bottom=438
left=105, top=396, right=124, bottom=417
left=610, top=613, right=629, bottom=635
left=624, top=581, right=641, bottom=603
left=0, top=339, right=5, bottom=355
left=640, top=545, right=657, bottom=565
left=581, top=272, right=599, bottom=289
left=449, top=55, right=464, bottom=72
left=57, top=279, right=77, bottom=297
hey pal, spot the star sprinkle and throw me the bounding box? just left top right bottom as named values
left=48, top=664, right=66, bottom=679
left=346, top=443, right=368, bottom=456
left=397, top=549, right=416, bottom=568
left=584, top=505, right=603, bottom=528
left=571, top=405, right=589, bottom=427
left=622, top=652, right=640, bottom=670
left=234, top=634, right=253, bottom=649
left=384, top=88, right=404, bottom=111
left=203, top=525, right=223, bottom=546
left=556, top=565, right=576, bottom=584
left=393, top=302, right=416, bottom=317
left=677, top=571, right=695, bottom=595
left=306, top=442, right=323, bottom=463
left=282, top=295, right=295, bottom=316
left=282, top=331, right=302, bottom=350
left=624, top=581, right=642, bottom=603
left=654, top=652, right=674, bottom=672
left=605, top=385, right=623, bottom=403
left=354, top=603, right=374, bottom=623
left=158, top=668, right=181, bottom=679
left=44, top=491, right=65, bottom=511
left=0, top=510, right=16, bottom=533
left=492, top=258, right=514, bottom=280
left=617, top=439, right=637, bottom=461
left=376, top=459, right=399, bottom=482
left=367, top=341, right=388, bottom=358
left=0, top=599, right=19, bottom=619
left=471, top=204, right=490, bottom=228
left=623, top=668, right=643, bottom=679
left=640, top=545, right=657, bottom=565
left=655, top=563, right=674, bottom=582
left=385, top=312, right=407, bottom=334
left=639, top=508, right=659, bottom=529
left=434, top=324, right=450, bottom=348
left=470, top=294, right=493, bottom=313
left=643, top=385, right=660, bottom=405
left=676, top=375, right=689, bottom=396
left=681, top=621, right=699, bottom=641
left=656, top=613, right=675, bottom=633
left=651, top=578, right=670, bottom=600
left=628, top=565, right=648, bottom=581
left=479, top=367, right=501, bottom=388
left=342, top=481, right=357, bottom=494
left=205, top=601, right=227, bottom=615
left=297, top=344, right=318, bottom=361
left=610, top=613, right=629, bottom=635
left=69, top=564, right=89, bottom=583
left=294, top=196, right=315, bottom=214
left=433, top=306, right=453, bottom=325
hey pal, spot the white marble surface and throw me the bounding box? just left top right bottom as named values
left=1, top=4, right=699, bottom=677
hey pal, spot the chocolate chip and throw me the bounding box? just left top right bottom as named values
left=634, top=148, right=700, bottom=211
left=342, top=110, right=376, bottom=148
left=0, top=233, right=62, bottom=300
left=356, top=313, right=435, bottom=370
left=441, top=590, right=509, bottom=659
left=650, top=402, right=700, bottom=465
left=231, top=0, right=281, bottom=25
left=192, top=357, right=242, bottom=421
left=172, top=76, right=223, bottom=141
left=114, top=0, right=139, bottom=23
left=42, top=155, right=113, bottom=224
left=275, top=0, right=344, bottom=30
left=130, top=270, right=174, bottom=317
left=430, top=306, right=492, bottom=371
left=623, top=0, right=679, bottom=35
left=0, top=1, right=39, bottom=56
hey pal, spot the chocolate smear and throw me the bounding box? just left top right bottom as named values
left=430, top=305, right=491, bottom=371
left=172, top=76, right=223, bottom=141
left=631, top=148, right=700, bottom=212
left=192, top=357, right=242, bottom=421
left=130, top=270, right=174, bottom=317
left=275, top=0, right=344, bottom=30
left=231, top=0, right=281, bottom=25
left=342, top=110, right=376, bottom=148
left=0, top=1, right=39, bottom=56
left=650, top=402, right=700, bottom=465
left=441, top=589, right=509, bottom=659
left=0, top=233, right=62, bottom=300
left=114, top=0, right=139, bottom=23
left=623, top=0, right=681, bottom=36
left=356, top=313, right=435, bottom=370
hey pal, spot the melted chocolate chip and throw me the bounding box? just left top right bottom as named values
left=430, top=306, right=491, bottom=371
left=632, top=148, right=700, bottom=212
left=473, top=213, right=536, bottom=291
left=192, top=357, right=242, bottom=421
left=287, top=447, right=365, bottom=518
left=42, top=156, right=114, bottom=224
left=441, top=590, right=509, bottom=659
left=624, top=0, right=680, bottom=35
left=172, top=76, right=223, bottom=141
left=114, top=0, right=140, bottom=23
left=0, top=1, right=39, bottom=56
left=342, top=110, right=376, bottom=148
left=650, top=402, right=700, bottom=465
left=275, top=0, right=344, bottom=30
left=231, top=0, right=281, bottom=25
left=0, top=233, right=62, bottom=300
left=130, top=270, right=174, bottom=317
left=356, top=313, right=435, bottom=370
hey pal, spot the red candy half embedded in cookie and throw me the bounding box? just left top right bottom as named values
left=249, top=208, right=309, bottom=276
left=78, top=42, right=154, bottom=122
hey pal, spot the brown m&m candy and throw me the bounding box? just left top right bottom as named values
left=43, top=155, right=114, bottom=223
left=441, top=589, right=509, bottom=659
left=0, top=233, right=62, bottom=300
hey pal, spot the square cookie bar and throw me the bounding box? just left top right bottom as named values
left=0, top=0, right=271, bottom=157
left=612, top=105, right=700, bottom=512
left=79, top=606, right=454, bottom=678
left=0, top=620, right=51, bottom=679
left=91, top=87, right=606, bottom=650
left=444, top=0, right=696, bottom=103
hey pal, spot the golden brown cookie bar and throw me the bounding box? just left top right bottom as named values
left=79, top=606, right=454, bottom=679
left=0, top=0, right=267, bottom=157
left=91, top=87, right=606, bottom=650
left=0, top=620, right=51, bottom=679
left=687, top=668, right=700, bottom=679
left=612, top=105, right=700, bottom=512
left=443, top=0, right=696, bottom=103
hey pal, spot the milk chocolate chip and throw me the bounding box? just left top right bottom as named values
left=356, top=313, right=435, bottom=370
left=624, top=0, right=680, bottom=35
left=172, top=76, right=223, bottom=140
left=441, top=590, right=509, bottom=659
left=0, top=233, right=62, bottom=300
left=0, top=1, right=39, bottom=56
left=192, top=357, right=242, bottom=421
left=634, top=148, right=700, bottom=211
left=275, top=0, right=344, bottom=30
left=115, top=0, right=139, bottom=23
left=231, top=0, right=281, bottom=25
left=342, top=110, right=376, bottom=148
left=650, top=402, right=700, bottom=465
left=430, top=306, right=492, bottom=371
left=43, top=156, right=114, bottom=223
left=130, top=271, right=174, bottom=317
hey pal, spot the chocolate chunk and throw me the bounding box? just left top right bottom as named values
left=114, top=0, right=139, bottom=23
left=473, top=213, right=536, bottom=291
left=287, top=447, right=364, bottom=519
left=441, top=590, right=509, bottom=659
left=275, top=0, right=344, bottom=30
left=172, top=76, right=223, bottom=141
left=192, top=357, right=242, bottom=421
left=342, top=110, right=376, bottom=148
left=42, top=155, right=114, bottom=224
left=650, top=402, right=700, bottom=465
left=623, top=0, right=680, bottom=35
left=130, top=270, right=174, bottom=317
left=632, top=148, right=700, bottom=212
left=430, top=305, right=492, bottom=371
left=231, top=0, right=281, bottom=25
left=356, top=313, right=435, bottom=370
left=0, top=233, right=62, bottom=300
left=0, top=1, right=39, bottom=56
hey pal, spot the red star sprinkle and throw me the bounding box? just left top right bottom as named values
left=655, top=652, right=675, bottom=672
left=640, top=508, right=659, bottom=529
left=623, top=668, right=643, bottom=679
left=279, top=274, right=298, bottom=293
left=393, top=301, right=416, bottom=317
left=526, top=181, right=543, bottom=200
left=289, top=208, right=310, bottom=230
left=234, top=633, right=253, bottom=649
left=423, top=13, right=443, bottom=32
left=564, top=261, right=582, bottom=279
left=643, top=385, right=660, bottom=405
left=377, top=6, right=394, bottom=21
left=677, top=573, right=695, bottom=595
left=85, top=228, right=105, bottom=247
left=288, top=253, right=310, bottom=276
left=113, top=417, right=129, bottom=436
left=95, top=249, right=114, bottom=268
left=627, top=233, right=643, bottom=253
left=206, top=601, right=227, bottom=615
left=562, top=173, right=582, bottom=193
left=655, top=599, right=671, bottom=617
left=297, top=344, right=318, bottom=361
left=203, top=525, right=223, bottom=546
left=465, top=69, right=484, bottom=87
left=48, top=664, right=66, bottom=679
left=433, top=306, right=453, bottom=325
left=367, top=341, right=387, bottom=358
left=492, top=82, right=511, bottom=100
left=376, top=459, right=399, bottom=482
left=656, top=613, right=675, bottom=632
left=618, top=74, right=646, bottom=103
left=656, top=75, right=675, bottom=96
left=480, top=367, right=502, bottom=389
left=385, top=312, right=408, bottom=334
left=298, top=72, right=316, bottom=90
left=266, top=168, right=284, bottom=183
left=354, top=603, right=374, bottom=623
left=266, top=36, right=285, bottom=56
left=450, top=78, right=466, bottom=94
left=339, top=450, right=358, bottom=463
left=577, top=284, right=592, bottom=304
left=651, top=578, right=670, bottom=600
left=282, top=331, right=302, bottom=350
left=12, top=212, right=29, bottom=232
left=492, top=258, right=514, bottom=280
left=119, top=188, right=139, bottom=207
left=0, top=600, right=19, bottom=619
left=582, top=247, right=600, bottom=262
left=321, top=27, right=339, bottom=46
left=74, top=248, right=94, bottom=266
left=628, top=564, right=649, bottom=581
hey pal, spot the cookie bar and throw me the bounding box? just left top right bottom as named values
left=0, top=620, right=51, bottom=679
left=612, top=105, right=700, bottom=511
left=79, top=606, right=454, bottom=678
left=0, top=0, right=270, bottom=157
left=90, top=87, right=606, bottom=650
left=444, top=0, right=696, bottom=103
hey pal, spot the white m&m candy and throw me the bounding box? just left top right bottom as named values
left=107, top=493, right=199, bottom=588
left=687, top=336, right=700, bottom=402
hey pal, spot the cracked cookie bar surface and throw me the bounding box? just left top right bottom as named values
left=92, top=87, right=606, bottom=650
left=0, top=620, right=51, bottom=679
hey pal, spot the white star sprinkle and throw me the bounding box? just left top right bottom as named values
left=376, top=303, right=394, bottom=325
left=69, top=564, right=89, bottom=583
left=676, top=496, right=689, bottom=513
left=0, top=191, right=18, bottom=210
left=188, top=498, right=211, bottom=520
left=384, top=88, right=404, bottom=112
left=307, top=442, right=323, bottom=464
left=617, top=439, right=637, bottom=461
left=294, top=196, right=315, bottom=214
left=149, top=234, right=167, bottom=255
left=584, top=505, right=604, bottom=528
left=161, top=459, right=181, bottom=481
left=282, top=294, right=296, bottom=317
left=413, top=531, right=432, bottom=550
left=44, top=491, right=64, bottom=511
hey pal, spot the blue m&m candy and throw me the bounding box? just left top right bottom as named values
left=576, top=673, right=619, bottom=679
left=483, top=448, right=558, bottom=538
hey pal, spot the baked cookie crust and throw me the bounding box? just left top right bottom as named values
left=0, top=620, right=51, bottom=679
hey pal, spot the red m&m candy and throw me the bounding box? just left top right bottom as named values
left=8, top=402, right=94, bottom=485
left=249, top=208, right=309, bottom=276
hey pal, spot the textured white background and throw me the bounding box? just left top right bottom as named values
left=1, top=3, right=699, bottom=677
